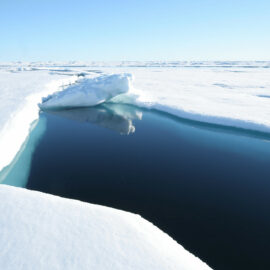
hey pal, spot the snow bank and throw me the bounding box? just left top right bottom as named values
left=0, top=70, right=77, bottom=172
left=0, top=185, right=211, bottom=270
left=39, top=73, right=132, bottom=109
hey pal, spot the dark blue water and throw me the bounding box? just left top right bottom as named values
left=24, top=104, right=270, bottom=270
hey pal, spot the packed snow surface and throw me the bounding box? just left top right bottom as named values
left=0, top=185, right=210, bottom=270
left=39, top=74, right=132, bottom=109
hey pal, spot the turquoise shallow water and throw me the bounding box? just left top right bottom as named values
left=0, top=117, right=47, bottom=187
left=2, top=104, right=270, bottom=270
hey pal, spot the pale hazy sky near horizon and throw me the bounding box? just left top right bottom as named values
left=0, top=0, right=269, bottom=61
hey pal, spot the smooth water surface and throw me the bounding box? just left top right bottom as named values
left=5, top=104, right=270, bottom=269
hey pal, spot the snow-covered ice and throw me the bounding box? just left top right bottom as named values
left=0, top=184, right=211, bottom=270
left=39, top=74, right=132, bottom=109
left=0, top=70, right=77, bottom=172
left=111, top=67, right=270, bottom=133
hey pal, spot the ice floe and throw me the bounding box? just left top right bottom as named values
left=39, top=73, right=132, bottom=109
left=0, top=185, right=211, bottom=270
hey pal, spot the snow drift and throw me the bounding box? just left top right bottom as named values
left=0, top=185, right=211, bottom=270
left=39, top=73, right=132, bottom=109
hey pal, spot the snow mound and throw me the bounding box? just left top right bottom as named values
left=39, top=73, right=132, bottom=109
left=0, top=185, right=211, bottom=270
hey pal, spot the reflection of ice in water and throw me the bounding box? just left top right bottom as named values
left=47, top=103, right=143, bottom=135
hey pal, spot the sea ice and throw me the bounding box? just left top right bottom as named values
left=39, top=73, right=132, bottom=109
left=1, top=63, right=270, bottom=173
left=0, top=70, right=77, bottom=172
left=110, top=67, right=270, bottom=133
left=0, top=185, right=211, bottom=270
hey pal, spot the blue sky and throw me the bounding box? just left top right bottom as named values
left=0, top=0, right=269, bottom=61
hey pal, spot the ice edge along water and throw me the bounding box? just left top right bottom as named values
left=0, top=71, right=212, bottom=269
left=40, top=70, right=270, bottom=135
left=0, top=185, right=211, bottom=270
left=2, top=68, right=270, bottom=181
left=0, top=71, right=78, bottom=173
